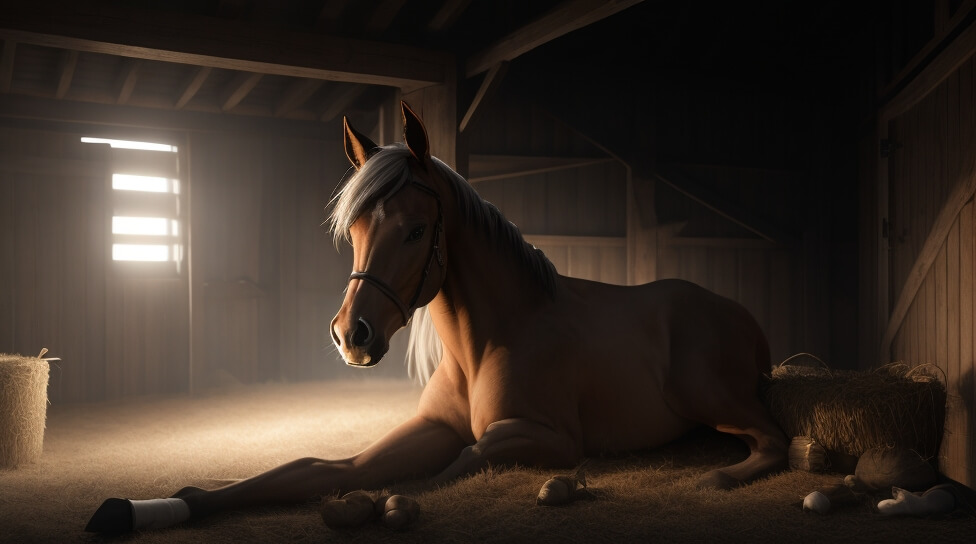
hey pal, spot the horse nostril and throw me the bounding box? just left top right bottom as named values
left=351, top=317, right=374, bottom=347
left=331, top=322, right=341, bottom=348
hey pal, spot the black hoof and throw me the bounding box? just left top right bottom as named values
left=85, top=498, right=134, bottom=534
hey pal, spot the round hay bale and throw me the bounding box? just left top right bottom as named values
left=0, top=353, right=50, bottom=469
left=761, top=361, right=945, bottom=462
left=854, top=446, right=937, bottom=492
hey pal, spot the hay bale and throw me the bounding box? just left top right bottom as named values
left=762, top=362, right=945, bottom=462
left=788, top=436, right=828, bottom=472
left=0, top=353, right=50, bottom=469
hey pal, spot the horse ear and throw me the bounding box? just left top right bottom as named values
left=401, top=101, right=430, bottom=163
left=343, top=116, right=379, bottom=171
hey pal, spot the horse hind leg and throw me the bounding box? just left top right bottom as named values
left=693, top=395, right=789, bottom=490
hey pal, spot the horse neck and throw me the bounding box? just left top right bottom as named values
left=428, top=217, right=546, bottom=369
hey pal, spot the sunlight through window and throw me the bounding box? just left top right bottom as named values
left=112, top=174, right=173, bottom=193
left=84, top=136, right=183, bottom=267
left=112, top=216, right=169, bottom=235
left=80, top=137, right=177, bottom=152
left=112, top=244, right=170, bottom=262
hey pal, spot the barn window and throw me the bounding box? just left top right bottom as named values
left=81, top=137, right=183, bottom=272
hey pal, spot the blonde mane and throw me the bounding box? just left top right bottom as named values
left=327, top=143, right=557, bottom=385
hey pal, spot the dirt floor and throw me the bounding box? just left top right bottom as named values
left=1, top=379, right=974, bottom=543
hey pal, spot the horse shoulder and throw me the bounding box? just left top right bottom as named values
left=416, top=356, right=476, bottom=444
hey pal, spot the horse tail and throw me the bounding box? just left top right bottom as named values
left=404, top=305, right=442, bottom=385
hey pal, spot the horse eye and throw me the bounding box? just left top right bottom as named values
left=406, top=225, right=425, bottom=242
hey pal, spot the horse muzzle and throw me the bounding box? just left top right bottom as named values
left=331, top=315, right=388, bottom=367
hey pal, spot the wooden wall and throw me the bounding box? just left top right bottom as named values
left=469, top=91, right=829, bottom=368
left=0, top=125, right=191, bottom=402
left=0, top=119, right=420, bottom=404
left=882, top=53, right=976, bottom=489
left=477, top=160, right=628, bottom=286
left=0, top=127, right=110, bottom=403
left=188, top=129, right=422, bottom=388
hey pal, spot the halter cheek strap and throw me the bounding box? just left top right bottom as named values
left=348, top=181, right=444, bottom=326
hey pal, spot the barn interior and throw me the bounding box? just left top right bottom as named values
left=2, top=0, right=976, bottom=542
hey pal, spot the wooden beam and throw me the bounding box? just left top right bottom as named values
left=55, top=49, right=78, bottom=99
left=319, top=83, right=366, bottom=122
left=220, top=72, right=262, bottom=111
left=274, top=78, right=323, bottom=117
left=880, top=159, right=976, bottom=360
left=315, top=0, right=353, bottom=33
left=881, top=0, right=976, bottom=121
left=0, top=93, right=338, bottom=140
left=662, top=235, right=776, bottom=249
left=175, top=66, right=211, bottom=109
left=365, top=0, right=408, bottom=36
left=467, top=154, right=614, bottom=183
left=459, top=61, right=508, bottom=133
left=427, top=0, right=472, bottom=32
left=523, top=234, right=625, bottom=248
left=656, top=220, right=774, bottom=248
left=0, top=39, right=14, bottom=92
left=116, top=58, right=141, bottom=105
left=0, top=3, right=449, bottom=92
left=667, top=161, right=808, bottom=179
left=653, top=167, right=798, bottom=247
left=465, top=0, right=645, bottom=78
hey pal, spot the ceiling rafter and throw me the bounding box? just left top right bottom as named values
left=220, top=72, right=263, bottom=111
left=275, top=78, right=324, bottom=117
left=175, top=66, right=212, bottom=109
left=315, top=0, right=353, bottom=33
left=459, top=61, right=508, bottom=133
left=465, top=0, right=645, bottom=78
left=0, top=1, right=652, bottom=128
left=365, top=0, right=409, bottom=37
left=0, top=3, right=450, bottom=92
left=653, top=166, right=799, bottom=247
left=319, top=83, right=366, bottom=123
left=116, top=58, right=142, bottom=105
left=468, top=154, right=614, bottom=183
left=427, top=0, right=472, bottom=32
left=55, top=49, right=78, bottom=99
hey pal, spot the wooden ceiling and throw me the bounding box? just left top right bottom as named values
left=0, top=0, right=651, bottom=131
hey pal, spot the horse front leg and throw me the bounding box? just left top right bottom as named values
left=431, top=418, right=581, bottom=484
left=85, top=415, right=467, bottom=533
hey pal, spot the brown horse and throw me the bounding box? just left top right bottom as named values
left=86, top=101, right=787, bottom=533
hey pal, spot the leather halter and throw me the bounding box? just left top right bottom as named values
left=348, top=180, right=444, bottom=326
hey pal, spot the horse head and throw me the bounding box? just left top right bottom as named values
left=329, top=101, right=447, bottom=367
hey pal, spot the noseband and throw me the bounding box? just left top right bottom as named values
left=348, top=180, right=444, bottom=326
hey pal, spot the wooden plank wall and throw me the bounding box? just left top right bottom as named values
left=471, top=88, right=818, bottom=368
left=0, top=119, right=414, bottom=404
left=647, top=79, right=834, bottom=368
left=886, top=54, right=976, bottom=489
left=474, top=160, right=628, bottom=285
left=0, top=127, right=110, bottom=403
left=104, top=146, right=189, bottom=400
left=468, top=99, right=632, bottom=289
left=273, top=135, right=412, bottom=382
left=189, top=130, right=409, bottom=388
left=0, top=124, right=196, bottom=402
left=655, top=234, right=800, bottom=368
